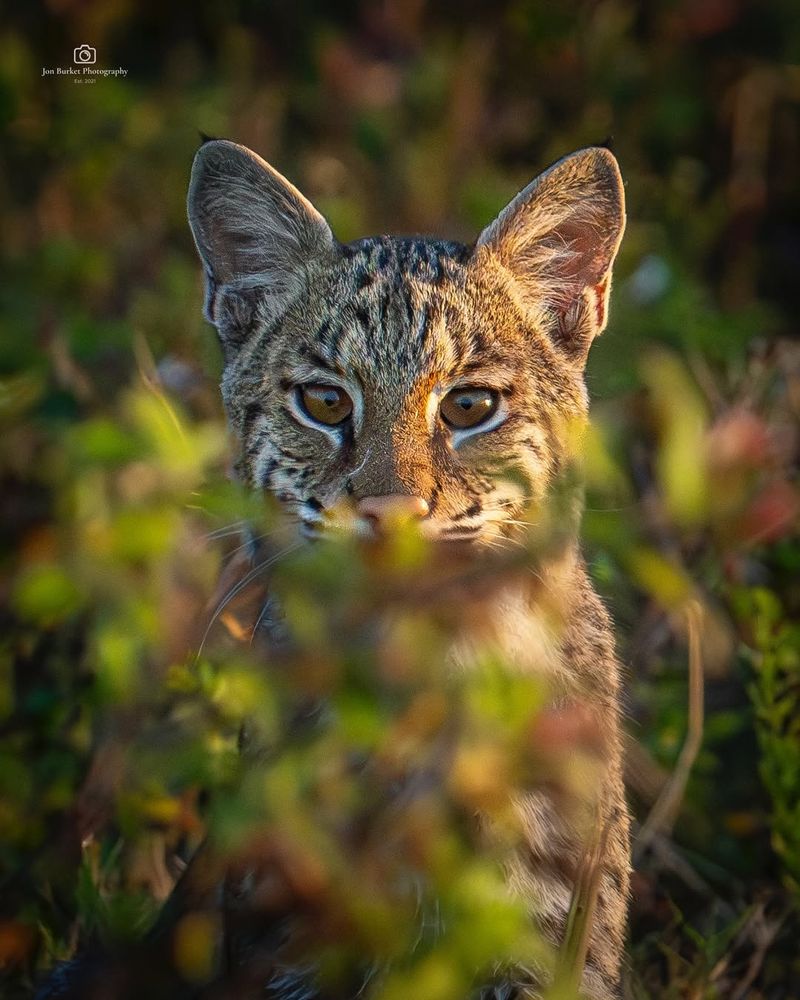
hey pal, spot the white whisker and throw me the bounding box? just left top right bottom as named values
left=204, top=521, right=249, bottom=541
left=250, top=593, right=280, bottom=643
left=222, top=530, right=273, bottom=565
left=196, top=541, right=302, bottom=658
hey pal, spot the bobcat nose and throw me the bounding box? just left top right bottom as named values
left=357, top=494, right=429, bottom=530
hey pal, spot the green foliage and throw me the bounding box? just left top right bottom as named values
left=737, top=588, right=800, bottom=902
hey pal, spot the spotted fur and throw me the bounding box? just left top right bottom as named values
left=188, top=139, right=630, bottom=998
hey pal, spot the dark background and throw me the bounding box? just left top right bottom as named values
left=1, top=1, right=799, bottom=996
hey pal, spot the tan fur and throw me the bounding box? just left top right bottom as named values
left=188, top=139, right=630, bottom=998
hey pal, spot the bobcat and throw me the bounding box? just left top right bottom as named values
left=187, top=139, right=630, bottom=999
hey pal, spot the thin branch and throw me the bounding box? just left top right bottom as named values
left=553, top=810, right=613, bottom=995
left=634, top=599, right=705, bottom=861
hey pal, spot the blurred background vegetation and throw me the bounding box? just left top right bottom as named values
left=1, top=1, right=799, bottom=997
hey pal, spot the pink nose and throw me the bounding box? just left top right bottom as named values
left=357, top=494, right=430, bottom=528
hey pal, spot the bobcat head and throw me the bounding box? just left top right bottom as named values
left=187, top=141, right=624, bottom=548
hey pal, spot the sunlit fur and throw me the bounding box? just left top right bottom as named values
left=189, top=140, right=630, bottom=999
left=225, top=237, right=590, bottom=546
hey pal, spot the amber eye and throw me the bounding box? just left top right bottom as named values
left=440, top=387, right=499, bottom=430
left=298, top=384, right=354, bottom=426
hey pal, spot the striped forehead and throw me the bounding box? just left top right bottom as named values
left=306, top=237, right=472, bottom=390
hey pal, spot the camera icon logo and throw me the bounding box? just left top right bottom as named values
left=73, top=44, right=96, bottom=65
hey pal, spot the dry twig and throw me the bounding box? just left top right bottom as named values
left=634, top=599, right=705, bottom=860
left=553, top=811, right=613, bottom=995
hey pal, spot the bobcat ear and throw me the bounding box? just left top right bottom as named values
left=187, top=140, right=336, bottom=353
left=475, top=147, right=625, bottom=364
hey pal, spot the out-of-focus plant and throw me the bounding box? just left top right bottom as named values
left=735, top=587, right=800, bottom=904
left=2, top=370, right=612, bottom=998
left=2, top=1, right=800, bottom=995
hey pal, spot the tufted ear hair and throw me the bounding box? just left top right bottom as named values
left=187, top=139, right=337, bottom=356
left=474, top=147, right=625, bottom=365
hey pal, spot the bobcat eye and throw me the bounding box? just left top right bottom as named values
left=298, top=384, right=353, bottom=426
left=440, top=387, right=499, bottom=430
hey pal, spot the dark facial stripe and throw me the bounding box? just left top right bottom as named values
left=260, top=456, right=278, bottom=487
left=313, top=318, right=331, bottom=348
left=452, top=499, right=482, bottom=521
left=376, top=244, right=391, bottom=271
left=306, top=350, right=344, bottom=375
left=440, top=523, right=482, bottom=536
left=242, top=401, right=263, bottom=440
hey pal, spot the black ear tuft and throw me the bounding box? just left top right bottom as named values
left=198, top=131, right=220, bottom=146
